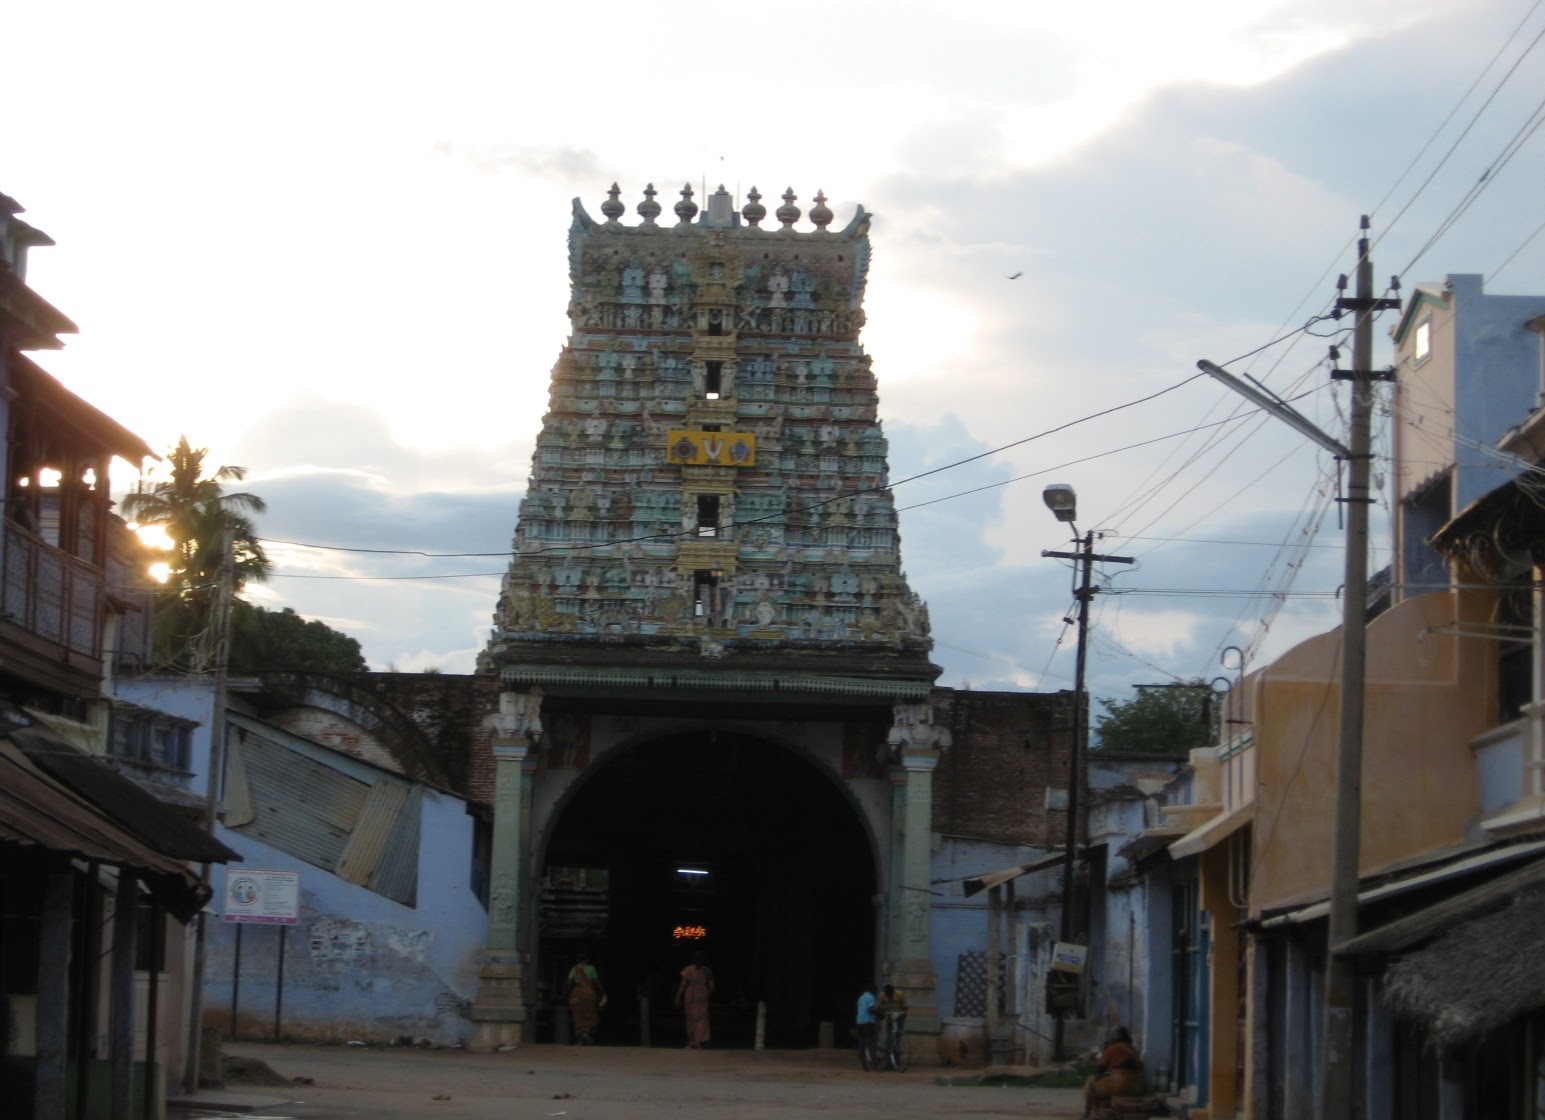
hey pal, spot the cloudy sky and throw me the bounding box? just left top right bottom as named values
left=6, top=0, right=1545, bottom=708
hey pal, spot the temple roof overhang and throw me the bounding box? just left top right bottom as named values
left=497, top=662, right=935, bottom=705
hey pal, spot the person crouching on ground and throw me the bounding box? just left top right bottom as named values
left=1082, top=1025, right=1145, bottom=1118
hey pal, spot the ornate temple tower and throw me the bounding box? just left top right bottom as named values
left=471, top=184, right=949, bottom=1051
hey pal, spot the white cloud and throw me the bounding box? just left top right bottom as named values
left=9, top=0, right=1543, bottom=702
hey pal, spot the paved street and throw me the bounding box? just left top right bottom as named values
left=179, top=1041, right=1084, bottom=1120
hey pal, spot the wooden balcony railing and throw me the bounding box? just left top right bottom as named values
left=1, top=520, right=105, bottom=661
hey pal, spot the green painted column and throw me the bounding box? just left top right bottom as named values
left=889, top=748, right=940, bottom=1036
left=470, top=689, right=543, bottom=1051
left=884, top=700, right=950, bottom=1043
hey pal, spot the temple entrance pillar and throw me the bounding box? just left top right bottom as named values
left=884, top=701, right=951, bottom=1039
left=469, top=690, right=542, bottom=1051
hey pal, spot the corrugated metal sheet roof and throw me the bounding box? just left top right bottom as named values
left=224, top=716, right=424, bottom=907
left=336, top=779, right=408, bottom=888
left=238, top=728, right=368, bottom=871
left=0, top=738, right=208, bottom=920
left=371, top=784, right=420, bottom=906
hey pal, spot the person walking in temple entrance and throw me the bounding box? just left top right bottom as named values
left=567, top=950, right=607, bottom=1045
left=676, top=951, right=715, bottom=1049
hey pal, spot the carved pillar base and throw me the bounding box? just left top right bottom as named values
left=889, top=955, right=941, bottom=1060
left=468, top=950, right=527, bottom=1052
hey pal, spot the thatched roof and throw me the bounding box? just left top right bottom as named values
left=1383, top=886, right=1545, bottom=1050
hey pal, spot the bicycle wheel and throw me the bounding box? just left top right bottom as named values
left=887, top=1026, right=907, bottom=1072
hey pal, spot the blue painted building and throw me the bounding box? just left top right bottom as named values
left=116, top=676, right=488, bottom=1046
left=1391, top=274, right=1543, bottom=600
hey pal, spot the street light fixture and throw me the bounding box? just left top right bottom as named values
left=1042, top=483, right=1077, bottom=522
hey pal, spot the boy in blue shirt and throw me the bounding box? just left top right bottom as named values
left=855, top=984, right=878, bottom=1057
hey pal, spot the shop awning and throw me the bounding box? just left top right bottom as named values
left=0, top=738, right=225, bottom=920
left=1260, top=837, right=1545, bottom=930
left=959, top=848, right=1098, bottom=898
left=12, top=726, right=239, bottom=864
left=1335, top=851, right=1545, bottom=958
left=1168, top=801, right=1254, bottom=860
left=1379, top=879, right=1545, bottom=1050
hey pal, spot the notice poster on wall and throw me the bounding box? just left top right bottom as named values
left=223, top=868, right=300, bottom=925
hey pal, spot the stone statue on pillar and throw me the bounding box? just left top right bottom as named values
left=496, top=687, right=545, bottom=744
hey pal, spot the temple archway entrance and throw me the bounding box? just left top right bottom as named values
left=537, top=729, right=876, bottom=1048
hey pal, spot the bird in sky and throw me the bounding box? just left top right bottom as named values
left=1007, top=271, right=1023, bottom=280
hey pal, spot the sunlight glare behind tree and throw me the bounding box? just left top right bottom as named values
left=121, top=436, right=271, bottom=670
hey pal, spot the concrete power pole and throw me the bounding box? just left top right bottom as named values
left=1043, top=527, right=1132, bottom=1060
left=1321, top=220, right=1398, bottom=1120
left=183, top=523, right=237, bottom=1094
left=1199, top=216, right=1397, bottom=1119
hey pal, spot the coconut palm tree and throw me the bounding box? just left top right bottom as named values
left=121, top=436, right=272, bottom=668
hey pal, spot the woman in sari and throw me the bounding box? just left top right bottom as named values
left=566, top=950, right=606, bottom=1045
left=676, top=950, right=715, bottom=1049
left=1082, top=1025, right=1145, bottom=1118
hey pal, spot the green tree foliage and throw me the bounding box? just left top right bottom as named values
left=121, top=436, right=272, bottom=597
left=121, top=437, right=369, bottom=674
left=229, top=603, right=367, bottom=674
left=123, top=438, right=275, bottom=670
left=1093, top=680, right=1220, bottom=755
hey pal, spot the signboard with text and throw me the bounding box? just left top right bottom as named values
left=1051, top=941, right=1088, bottom=974
left=223, top=868, right=300, bottom=925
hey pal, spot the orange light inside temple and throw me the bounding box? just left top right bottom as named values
left=672, top=925, right=708, bottom=941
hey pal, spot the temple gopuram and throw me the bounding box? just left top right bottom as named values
left=459, top=184, right=1072, bottom=1054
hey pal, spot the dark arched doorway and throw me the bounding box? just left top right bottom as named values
left=538, top=730, right=876, bottom=1047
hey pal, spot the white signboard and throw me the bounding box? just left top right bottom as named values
left=223, top=868, right=300, bottom=925
left=1051, top=941, right=1088, bottom=974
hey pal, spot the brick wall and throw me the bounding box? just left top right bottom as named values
left=358, top=673, right=503, bottom=802
left=933, top=688, right=1075, bottom=848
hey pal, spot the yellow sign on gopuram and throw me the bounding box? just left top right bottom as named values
left=665, top=430, right=757, bottom=467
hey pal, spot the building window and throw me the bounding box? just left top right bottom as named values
left=704, top=362, right=722, bottom=400
left=1414, top=319, right=1431, bottom=364
left=696, top=495, right=720, bottom=538
left=111, top=712, right=193, bottom=774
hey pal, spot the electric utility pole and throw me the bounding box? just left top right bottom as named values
left=1198, top=217, right=1397, bottom=1118
left=1043, top=527, right=1132, bottom=1060
left=184, top=524, right=236, bottom=1094
left=1320, top=220, right=1397, bottom=1120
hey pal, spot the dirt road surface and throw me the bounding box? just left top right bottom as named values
left=191, top=1041, right=1084, bottom=1120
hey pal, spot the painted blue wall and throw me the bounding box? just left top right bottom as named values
left=1446, top=274, right=1543, bottom=510
left=930, top=836, right=1052, bottom=1023
left=203, top=805, right=486, bottom=1045
left=115, top=676, right=488, bottom=1045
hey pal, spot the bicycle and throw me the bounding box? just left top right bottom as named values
left=879, top=1011, right=908, bottom=1072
